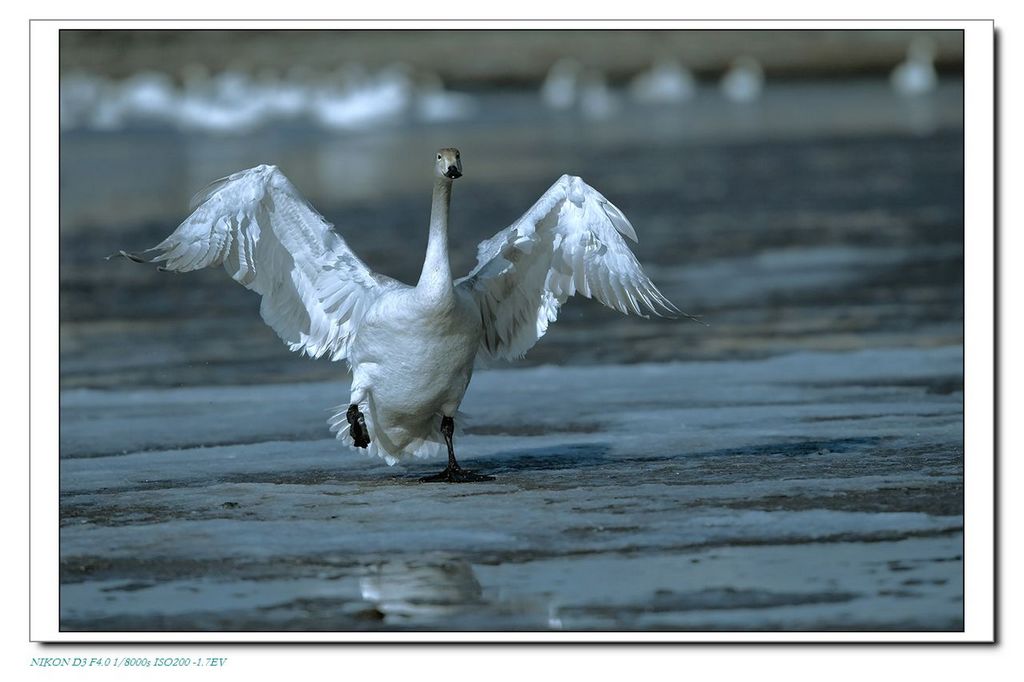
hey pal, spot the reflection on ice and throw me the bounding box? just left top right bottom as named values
left=359, top=557, right=483, bottom=622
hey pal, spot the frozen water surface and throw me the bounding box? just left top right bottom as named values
left=58, top=80, right=963, bottom=632
left=60, top=347, right=963, bottom=632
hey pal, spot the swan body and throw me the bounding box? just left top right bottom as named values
left=344, top=284, right=482, bottom=463
left=121, top=149, right=685, bottom=478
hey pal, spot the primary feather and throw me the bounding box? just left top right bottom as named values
left=457, top=174, right=683, bottom=360
left=144, top=164, right=399, bottom=361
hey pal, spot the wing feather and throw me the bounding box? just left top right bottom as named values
left=457, top=174, right=699, bottom=361
left=134, top=164, right=398, bottom=361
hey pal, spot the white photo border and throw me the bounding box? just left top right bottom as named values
left=30, top=18, right=995, bottom=643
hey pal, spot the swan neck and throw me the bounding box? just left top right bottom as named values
left=417, top=178, right=454, bottom=295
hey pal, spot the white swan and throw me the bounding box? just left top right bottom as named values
left=720, top=56, right=764, bottom=104
left=309, top=65, right=413, bottom=131
left=414, top=72, right=478, bottom=123
left=578, top=69, right=620, bottom=120
left=630, top=57, right=697, bottom=104
left=116, top=149, right=689, bottom=481
left=540, top=58, right=583, bottom=111
left=891, top=37, right=938, bottom=97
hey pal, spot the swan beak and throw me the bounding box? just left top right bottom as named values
left=445, top=166, right=462, bottom=179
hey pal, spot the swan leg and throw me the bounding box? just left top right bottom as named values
left=346, top=404, right=370, bottom=448
left=419, top=416, right=494, bottom=483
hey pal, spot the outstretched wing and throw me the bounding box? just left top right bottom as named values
left=125, top=164, right=399, bottom=361
left=457, top=174, right=695, bottom=361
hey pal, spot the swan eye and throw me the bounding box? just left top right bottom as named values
left=437, top=154, right=441, bottom=160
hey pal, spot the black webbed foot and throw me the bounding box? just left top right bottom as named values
left=418, top=415, right=494, bottom=482
left=346, top=404, right=370, bottom=448
left=419, top=466, right=495, bottom=483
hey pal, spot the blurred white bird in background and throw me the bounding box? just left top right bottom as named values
left=891, top=36, right=938, bottom=97
left=175, top=65, right=271, bottom=133
left=720, top=56, right=764, bottom=104
left=115, top=72, right=179, bottom=124
left=629, top=56, right=697, bottom=104
left=60, top=72, right=113, bottom=130
left=115, top=149, right=693, bottom=482
left=414, top=72, right=478, bottom=123
left=308, top=63, right=414, bottom=131
left=540, top=57, right=584, bottom=110
left=59, top=62, right=479, bottom=134
left=578, top=69, right=620, bottom=120
left=251, top=68, right=310, bottom=122
left=60, top=71, right=177, bottom=131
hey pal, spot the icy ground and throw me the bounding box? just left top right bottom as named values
left=60, top=346, right=963, bottom=632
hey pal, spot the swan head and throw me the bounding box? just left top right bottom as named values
left=434, top=147, right=462, bottom=180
